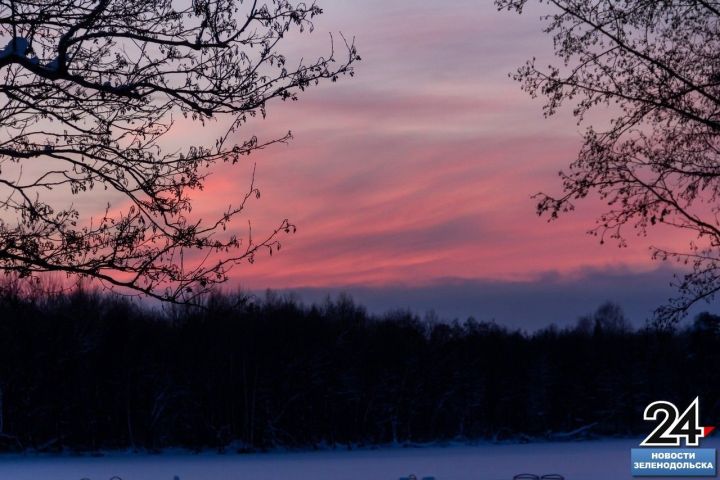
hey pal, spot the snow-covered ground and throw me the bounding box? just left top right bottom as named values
left=1, top=438, right=715, bottom=480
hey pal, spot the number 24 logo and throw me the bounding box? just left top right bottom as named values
left=641, top=397, right=712, bottom=447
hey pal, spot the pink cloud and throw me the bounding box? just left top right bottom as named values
left=53, top=0, right=697, bottom=293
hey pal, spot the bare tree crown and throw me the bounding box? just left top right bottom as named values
left=0, top=0, right=358, bottom=302
left=497, top=0, right=720, bottom=325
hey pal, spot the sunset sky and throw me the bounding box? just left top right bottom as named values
left=184, top=0, right=702, bottom=328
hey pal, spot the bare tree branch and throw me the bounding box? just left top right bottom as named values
left=497, top=0, right=720, bottom=326
left=0, top=0, right=360, bottom=303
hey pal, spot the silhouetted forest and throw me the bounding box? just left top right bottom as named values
left=0, top=283, right=718, bottom=453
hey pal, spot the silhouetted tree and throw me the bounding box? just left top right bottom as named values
left=496, top=0, right=720, bottom=324
left=693, top=312, right=720, bottom=336
left=592, top=301, right=631, bottom=334
left=2, top=285, right=719, bottom=451
left=0, top=1, right=359, bottom=302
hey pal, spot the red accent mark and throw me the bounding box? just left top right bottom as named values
left=704, top=426, right=716, bottom=437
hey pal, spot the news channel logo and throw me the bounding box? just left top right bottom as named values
left=631, top=397, right=717, bottom=477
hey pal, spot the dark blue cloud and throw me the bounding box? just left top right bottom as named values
left=274, top=267, right=715, bottom=331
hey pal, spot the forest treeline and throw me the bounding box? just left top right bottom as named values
left=0, top=283, right=719, bottom=452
